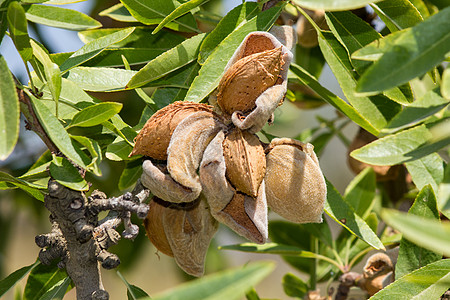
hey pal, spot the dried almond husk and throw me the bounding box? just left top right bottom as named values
left=265, top=138, right=326, bottom=223
left=217, top=47, right=284, bottom=116
left=130, top=101, right=213, bottom=160
left=222, top=127, right=266, bottom=198
left=143, top=197, right=173, bottom=257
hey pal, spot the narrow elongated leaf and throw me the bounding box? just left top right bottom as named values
left=69, top=102, right=122, bottom=128
left=318, top=31, right=400, bottom=131
left=352, top=29, right=406, bottom=62
left=344, top=167, right=376, bottom=218
left=24, top=4, right=101, bottom=30
left=0, top=261, right=39, bottom=297
left=0, top=171, right=45, bottom=200
left=99, top=3, right=137, bottom=22
left=120, top=0, right=198, bottom=33
left=396, top=185, right=441, bottom=280
left=291, top=0, right=382, bottom=11
left=0, top=57, right=20, bottom=160
left=60, top=27, right=135, bottom=72
left=381, top=209, right=450, bottom=257
left=38, top=277, right=71, bottom=300
left=184, top=5, right=283, bottom=103
left=145, top=262, right=274, bottom=300
left=8, top=1, right=33, bottom=61
left=383, top=88, right=449, bottom=133
left=153, top=0, right=210, bottom=34
left=49, top=156, right=89, bottom=191
left=356, top=6, right=450, bottom=93
left=28, top=93, right=86, bottom=168
left=117, top=271, right=150, bottom=300
left=70, top=135, right=102, bottom=176
left=127, top=33, right=206, bottom=88
left=64, top=67, right=136, bottom=92
left=289, top=63, right=379, bottom=135
left=350, top=124, right=431, bottom=165
left=405, top=153, right=444, bottom=193
left=325, top=180, right=384, bottom=250
left=0, top=0, right=14, bottom=45
left=23, top=261, right=68, bottom=300
left=325, top=11, right=413, bottom=104
left=370, top=259, right=450, bottom=300
left=372, top=0, right=423, bottom=32
left=198, top=2, right=259, bottom=64
left=30, top=40, right=61, bottom=116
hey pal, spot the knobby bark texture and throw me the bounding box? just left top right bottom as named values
left=36, top=180, right=150, bottom=299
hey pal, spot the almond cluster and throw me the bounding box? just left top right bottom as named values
left=130, top=26, right=327, bottom=276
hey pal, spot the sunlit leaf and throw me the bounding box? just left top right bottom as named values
left=99, top=3, right=137, bottom=22
left=371, top=0, right=423, bottom=32
left=64, top=67, right=136, bottom=92
left=356, top=6, right=450, bottom=94
left=405, top=153, right=444, bottom=193
left=153, top=0, right=210, bottom=34
left=442, top=68, right=450, bottom=100
left=145, top=262, right=274, bottom=300
left=127, top=33, right=205, bottom=89
left=0, top=56, right=20, bottom=160
left=8, top=1, right=33, bottom=61
left=291, top=0, right=382, bottom=11
left=69, top=102, right=122, bottom=128
left=60, top=27, right=135, bottom=72
left=24, top=4, right=101, bottom=30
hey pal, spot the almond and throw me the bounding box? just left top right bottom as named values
left=222, top=127, right=266, bottom=197
left=130, top=101, right=214, bottom=160
left=217, top=47, right=284, bottom=115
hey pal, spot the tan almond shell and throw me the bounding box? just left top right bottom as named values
left=143, top=198, right=174, bottom=257
left=130, top=101, right=213, bottom=160
left=216, top=47, right=284, bottom=115
left=222, top=127, right=266, bottom=197
left=265, top=138, right=326, bottom=223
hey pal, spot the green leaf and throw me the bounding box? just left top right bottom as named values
left=396, top=185, right=441, bottom=280
left=184, top=4, right=283, bottom=103
left=60, top=27, right=134, bottom=73
left=289, top=63, right=379, bottom=136
left=442, top=68, right=450, bottom=100
left=371, top=0, right=423, bottom=32
left=106, top=139, right=134, bottom=161
left=23, top=261, right=68, bottom=300
left=0, top=261, right=39, bottom=297
left=198, top=2, right=259, bottom=64
left=64, top=67, right=136, bottom=92
left=30, top=40, right=61, bottom=116
left=49, top=156, right=89, bottom=191
left=325, top=179, right=385, bottom=250
left=117, top=271, right=150, bottom=300
left=127, top=33, right=206, bottom=88
left=118, top=159, right=142, bottom=191
left=146, top=261, right=274, bottom=300
left=282, top=273, right=307, bottom=299
left=70, top=135, right=102, bottom=176
left=439, top=164, right=450, bottom=218
left=318, top=31, right=400, bottom=131
left=69, top=102, right=122, bottom=128
left=99, top=3, right=137, bottom=22
left=38, top=277, right=71, bottom=300
left=370, top=259, right=450, bottom=299
left=24, top=4, right=101, bottom=30
left=349, top=123, right=449, bottom=166
left=405, top=153, right=444, bottom=193
left=381, top=209, right=450, bottom=257
left=0, top=0, right=14, bottom=45
left=291, top=0, right=383, bottom=11
left=153, top=0, right=210, bottom=34
left=356, top=6, right=450, bottom=94
left=344, top=167, right=376, bottom=218
left=383, top=88, right=449, bottom=133
left=0, top=171, right=45, bottom=200
left=0, top=56, right=20, bottom=160
left=325, top=11, right=413, bottom=104
left=294, top=44, right=325, bottom=78
left=120, top=0, right=199, bottom=33
left=28, top=93, right=86, bottom=168
left=8, top=1, right=33, bottom=61
left=352, top=29, right=405, bottom=62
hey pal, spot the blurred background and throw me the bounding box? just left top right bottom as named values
left=0, top=0, right=359, bottom=299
